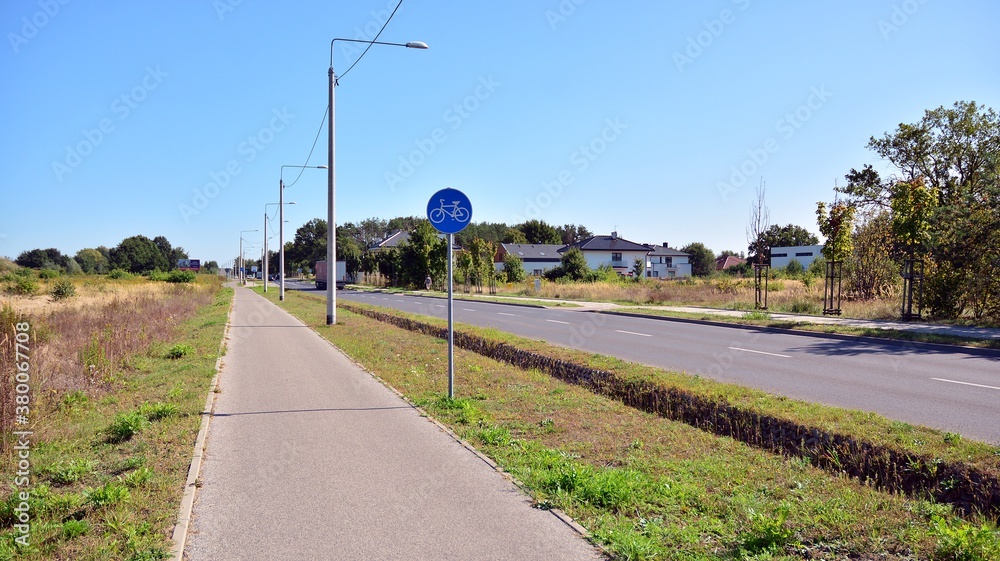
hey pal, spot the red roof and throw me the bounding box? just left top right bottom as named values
left=715, top=255, right=746, bottom=270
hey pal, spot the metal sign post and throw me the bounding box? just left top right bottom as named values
left=427, top=188, right=472, bottom=399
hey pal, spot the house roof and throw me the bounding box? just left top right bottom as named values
left=645, top=244, right=690, bottom=257
left=715, top=255, right=746, bottom=270
left=499, top=244, right=564, bottom=262
left=369, top=230, right=408, bottom=250
left=559, top=234, right=650, bottom=253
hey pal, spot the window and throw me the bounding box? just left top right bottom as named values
left=795, top=252, right=813, bottom=257
left=771, top=252, right=787, bottom=258
left=532, top=269, right=543, bottom=277
left=664, top=257, right=673, bottom=267
left=612, top=252, right=622, bottom=261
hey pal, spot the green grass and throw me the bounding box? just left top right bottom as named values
left=0, top=281, right=230, bottom=560
left=258, top=286, right=1000, bottom=559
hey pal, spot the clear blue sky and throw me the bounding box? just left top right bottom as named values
left=3, top=1, right=998, bottom=268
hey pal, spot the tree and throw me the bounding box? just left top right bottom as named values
left=556, top=224, right=593, bottom=245
left=501, top=227, right=527, bottom=244
left=75, top=248, right=109, bottom=274
left=202, top=260, right=220, bottom=274
left=560, top=247, right=589, bottom=280
left=516, top=220, right=562, bottom=245
left=502, top=253, right=526, bottom=283
left=846, top=210, right=897, bottom=300
left=760, top=224, right=820, bottom=248
left=816, top=201, right=855, bottom=262
left=286, top=218, right=327, bottom=271
left=632, top=258, right=644, bottom=279
left=110, top=235, right=168, bottom=273
left=680, top=243, right=715, bottom=277
left=398, top=221, right=446, bottom=288
left=16, top=248, right=66, bottom=270
left=337, top=235, right=363, bottom=278
left=746, top=180, right=770, bottom=264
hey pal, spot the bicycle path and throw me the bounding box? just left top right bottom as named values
left=184, top=286, right=604, bottom=560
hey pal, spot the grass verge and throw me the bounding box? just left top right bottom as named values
left=259, top=287, right=1000, bottom=559
left=0, top=282, right=231, bottom=560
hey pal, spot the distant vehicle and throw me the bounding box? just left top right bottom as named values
left=315, top=260, right=354, bottom=290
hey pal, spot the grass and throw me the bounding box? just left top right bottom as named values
left=259, top=286, right=1000, bottom=559
left=0, top=277, right=230, bottom=560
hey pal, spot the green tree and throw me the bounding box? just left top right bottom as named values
left=202, top=260, right=220, bottom=274
left=74, top=248, right=109, bottom=274
left=502, top=253, right=526, bottom=282
left=556, top=224, right=593, bottom=245
left=846, top=210, right=897, bottom=300
left=15, top=248, right=66, bottom=270
left=337, top=235, right=363, bottom=278
left=761, top=224, right=820, bottom=248
left=501, top=227, right=528, bottom=244
left=286, top=218, right=327, bottom=271
left=680, top=242, right=715, bottom=277
left=632, top=258, right=644, bottom=278
left=890, top=178, right=937, bottom=254
left=110, top=235, right=168, bottom=273
left=398, top=221, right=446, bottom=288
left=516, top=220, right=562, bottom=244
left=559, top=247, right=590, bottom=281
left=816, top=201, right=855, bottom=262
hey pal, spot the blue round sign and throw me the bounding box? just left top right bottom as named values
left=426, top=188, right=472, bottom=234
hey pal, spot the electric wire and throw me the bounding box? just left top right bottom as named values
left=338, top=0, right=404, bottom=83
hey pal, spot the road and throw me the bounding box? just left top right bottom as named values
left=334, top=290, right=1000, bottom=444
left=186, top=286, right=604, bottom=560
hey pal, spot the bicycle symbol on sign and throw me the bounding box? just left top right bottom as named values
left=429, top=199, right=470, bottom=224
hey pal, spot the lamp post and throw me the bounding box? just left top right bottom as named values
left=263, top=201, right=296, bottom=293
left=279, top=165, right=327, bottom=301
left=239, top=229, right=258, bottom=285
left=327, top=38, right=428, bottom=324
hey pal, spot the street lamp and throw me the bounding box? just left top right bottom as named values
left=263, top=201, right=296, bottom=293
left=280, top=164, right=327, bottom=301
left=239, top=229, right=258, bottom=285
left=327, top=38, right=428, bottom=324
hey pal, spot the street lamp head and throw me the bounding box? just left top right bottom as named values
left=316, top=165, right=329, bottom=169
left=405, top=41, right=429, bottom=49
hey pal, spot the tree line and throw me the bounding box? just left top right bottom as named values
left=13, top=235, right=219, bottom=275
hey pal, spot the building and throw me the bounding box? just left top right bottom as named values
left=559, top=232, right=652, bottom=276
left=645, top=244, right=692, bottom=278
left=715, top=255, right=746, bottom=271
left=769, top=245, right=824, bottom=269
left=494, top=243, right=563, bottom=277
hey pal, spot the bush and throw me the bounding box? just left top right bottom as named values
left=807, top=256, right=827, bottom=277
left=105, top=411, right=151, bottom=442
left=166, top=343, right=194, bottom=359
left=7, top=276, right=39, bottom=295
left=38, top=268, right=60, bottom=279
left=107, top=268, right=133, bottom=280
left=784, top=259, right=805, bottom=276
left=147, top=270, right=169, bottom=281
left=51, top=278, right=76, bottom=300
left=166, top=270, right=196, bottom=283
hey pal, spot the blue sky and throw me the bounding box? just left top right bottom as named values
left=3, top=1, right=998, bottom=268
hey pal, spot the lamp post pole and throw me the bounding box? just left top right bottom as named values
left=239, top=229, right=258, bottom=285
left=327, top=38, right=428, bottom=325
left=279, top=165, right=326, bottom=301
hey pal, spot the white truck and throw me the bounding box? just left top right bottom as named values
left=315, top=260, right=354, bottom=290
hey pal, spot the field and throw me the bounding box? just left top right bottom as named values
left=0, top=274, right=229, bottom=560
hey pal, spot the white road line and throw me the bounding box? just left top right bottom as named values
left=728, top=346, right=791, bottom=358
left=546, top=319, right=570, bottom=325
left=434, top=304, right=445, bottom=308
left=616, top=329, right=652, bottom=337
left=395, top=299, right=405, bottom=303
left=931, top=378, right=1000, bottom=391
left=462, top=308, right=476, bottom=312
left=498, top=312, right=516, bottom=316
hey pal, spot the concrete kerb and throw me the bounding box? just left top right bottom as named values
left=597, top=310, right=1000, bottom=358
left=406, top=292, right=548, bottom=309
left=170, top=285, right=235, bottom=560
left=261, top=289, right=606, bottom=555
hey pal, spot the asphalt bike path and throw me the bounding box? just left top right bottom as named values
left=184, top=286, right=604, bottom=560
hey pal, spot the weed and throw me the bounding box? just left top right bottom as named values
left=51, top=278, right=77, bottom=300
left=787, top=299, right=820, bottom=314
left=84, top=482, right=130, bottom=507
left=166, top=270, right=196, bottom=283
left=42, top=459, right=96, bottom=485
left=476, top=425, right=512, bottom=447
left=60, top=390, right=90, bottom=410
left=38, top=269, right=60, bottom=279
left=931, top=515, right=1000, bottom=560
left=944, top=432, right=962, bottom=445
left=742, top=310, right=772, bottom=321
left=107, top=268, right=133, bottom=280
left=62, top=519, right=91, bottom=539
left=7, top=275, right=39, bottom=295
left=122, top=467, right=154, bottom=488
left=739, top=504, right=795, bottom=554
left=105, top=411, right=151, bottom=443
left=165, top=343, right=193, bottom=359
left=138, top=402, right=177, bottom=421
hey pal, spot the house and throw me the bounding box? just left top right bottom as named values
left=494, top=243, right=563, bottom=277
left=644, top=244, right=692, bottom=278
left=368, top=230, right=409, bottom=251
left=715, top=255, right=746, bottom=271
left=559, top=232, right=651, bottom=276
left=769, top=245, right=824, bottom=269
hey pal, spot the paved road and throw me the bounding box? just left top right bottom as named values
left=339, top=291, right=1000, bottom=444
left=185, top=287, right=604, bottom=560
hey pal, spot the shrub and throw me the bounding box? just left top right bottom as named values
left=787, top=300, right=820, bottom=314
left=38, top=268, right=60, bottom=279
left=107, top=268, right=132, bottom=280
left=84, top=481, right=130, bottom=507
left=105, top=411, right=151, bottom=442
left=139, top=401, right=178, bottom=421
left=62, top=519, right=90, bottom=539
left=147, top=270, right=169, bottom=281
left=7, top=276, right=38, bottom=295
left=166, top=343, right=193, bottom=359
left=807, top=256, right=827, bottom=277
left=166, top=270, right=196, bottom=283
left=51, top=278, right=76, bottom=300
left=784, top=259, right=805, bottom=276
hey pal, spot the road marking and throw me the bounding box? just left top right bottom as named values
left=498, top=312, right=516, bottom=316
left=395, top=299, right=405, bottom=303
left=728, top=346, right=790, bottom=358
left=616, top=329, right=652, bottom=337
left=434, top=304, right=445, bottom=308
left=931, top=378, right=1000, bottom=391
left=462, top=308, right=476, bottom=312
left=546, top=319, right=570, bottom=325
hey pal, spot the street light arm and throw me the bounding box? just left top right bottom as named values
left=330, top=38, right=429, bottom=66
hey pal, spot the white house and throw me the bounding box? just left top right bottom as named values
left=559, top=233, right=651, bottom=276
left=644, top=244, right=692, bottom=278
left=769, top=245, right=824, bottom=269
left=494, top=243, right=563, bottom=277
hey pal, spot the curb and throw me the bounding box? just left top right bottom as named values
left=170, top=287, right=235, bottom=560
left=597, top=310, right=1000, bottom=357
left=402, top=292, right=547, bottom=309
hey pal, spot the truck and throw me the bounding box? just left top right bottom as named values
left=315, top=260, right=354, bottom=290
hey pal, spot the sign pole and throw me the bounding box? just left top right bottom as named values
left=447, top=233, right=454, bottom=399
